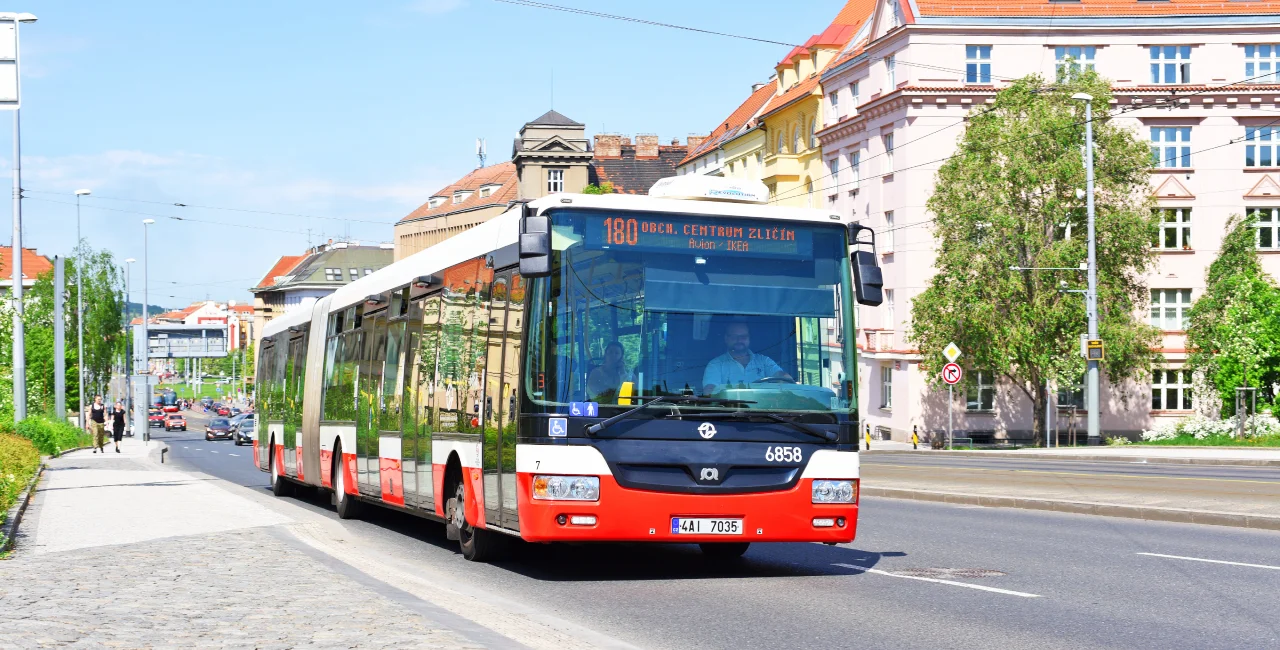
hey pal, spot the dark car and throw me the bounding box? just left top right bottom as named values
left=233, top=418, right=256, bottom=446
left=205, top=417, right=233, bottom=441
left=148, top=409, right=165, bottom=428
left=165, top=413, right=187, bottom=431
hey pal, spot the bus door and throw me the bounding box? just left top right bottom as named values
left=497, top=272, right=524, bottom=529
left=377, top=289, right=408, bottom=507
left=415, top=294, right=442, bottom=509
left=284, top=333, right=306, bottom=477
left=400, top=293, right=423, bottom=507
left=358, top=304, right=387, bottom=496
left=483, top=271, right=522, bottom=529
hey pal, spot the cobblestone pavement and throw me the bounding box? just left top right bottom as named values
left=0, top=527, right=484, bottom=649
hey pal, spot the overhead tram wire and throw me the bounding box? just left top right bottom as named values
left=770, top=68, right=1280, bottom=205
left=26, top=196, right=309, bottom=235
left=24, top=190, right=398, bottom=227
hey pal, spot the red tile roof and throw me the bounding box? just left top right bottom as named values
left=680, top=82, right=776, bottom=166
left=761, top=0, right=875, bottom=119
left=398, top=162, right=517, bottom=224
left=915, top=0, right=1280, bottom=17
left=255, top=255, right=304, bottom=290
left=0, top=247, right=53, bottom=282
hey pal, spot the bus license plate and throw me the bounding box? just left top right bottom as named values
left=671, top=518, right=743, bottom=535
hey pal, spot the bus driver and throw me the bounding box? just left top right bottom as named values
left=702, top=322, right=793, bottom=395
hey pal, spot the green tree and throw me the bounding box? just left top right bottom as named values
left=1186, top=213, right=1280, bottom=415
left=582, top=182, right=615, bottom=195
left=74, top=244, right=127, bottom=398
left=908, top=72, right=1161, bottom=444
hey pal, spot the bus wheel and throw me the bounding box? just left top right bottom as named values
left=333, top=443, right=360, bottom=520
left=699, top=542, right=750, bottom=559
left=270, top=441, right=292, bottom=498
left=451, top=481, right=503, bottom=562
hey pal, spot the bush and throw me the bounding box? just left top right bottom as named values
left=1141, top=414, right=1280, bottom=445
left=15, top=415, right=92, bottom=456
left=0, top=433, right=40, bottom=526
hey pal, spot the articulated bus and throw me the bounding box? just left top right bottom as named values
left=254, top=176, right=883, bottom=561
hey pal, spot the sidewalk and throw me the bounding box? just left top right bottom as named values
left=0, top=436, right=485, bottom=649
left=866, top=445, right=1280, bottom=466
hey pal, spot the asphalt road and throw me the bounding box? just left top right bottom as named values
left=158, top=412, right=1280, bottom=649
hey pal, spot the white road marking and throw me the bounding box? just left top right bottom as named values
left=210, top=450, right=219, bottom=454
left=228, top=453, right=239, bottom=457
left=1137, top=553, right=1280, bottom=572
left=834, top=563, right=1042, bottom=598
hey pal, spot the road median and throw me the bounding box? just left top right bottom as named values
left=864, top=447, right=1280, bottom=466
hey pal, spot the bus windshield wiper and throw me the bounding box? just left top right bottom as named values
left=695, top=411, right=836, bottom=442
left=583, top=396, right=755, bottom=436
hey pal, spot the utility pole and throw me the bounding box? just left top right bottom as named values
left=1074, top=92, right=1101, bottom=445
left=6, top=13, right=37, bottom=422
left=54, top=256, right=65, bottom=419
left=75, top=189, right=89, bottom=428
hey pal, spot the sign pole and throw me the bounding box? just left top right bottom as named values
left=948, top=384, right=953, bottom=450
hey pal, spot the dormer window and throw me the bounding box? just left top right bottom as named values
left=428, top=196, right=447, bottom=209
left=452, top=190, right=473, bottom=204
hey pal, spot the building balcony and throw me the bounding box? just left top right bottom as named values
left=862, top=329, right=896, bottom=352
left=762, top=153, right=804, bottom=185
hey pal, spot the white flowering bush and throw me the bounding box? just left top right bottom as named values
left=1141, top=414, right=1280, bottom=442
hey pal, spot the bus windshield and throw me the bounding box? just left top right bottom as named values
left=526, top=209, right=857, bottom=415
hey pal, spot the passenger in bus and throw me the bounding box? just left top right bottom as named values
left=587, top=341, right=633, bottom=403
left=702, top=322, right=793, bottom=395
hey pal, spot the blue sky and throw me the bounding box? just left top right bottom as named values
left=6, top=1, right=843, bottom=306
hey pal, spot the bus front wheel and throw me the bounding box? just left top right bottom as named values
left=451, top=481, right=503, bottom=562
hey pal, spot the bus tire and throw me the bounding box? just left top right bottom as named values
left=333, top=442, right=361, bottom=520
left=699, top=542, right=750, bottom=559
left=270, top=440, right=292, bottom=498
left=451, top=480, right=503, bottom=562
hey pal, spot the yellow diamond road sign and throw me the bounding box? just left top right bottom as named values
left=943, top=342, right=962, bottom=363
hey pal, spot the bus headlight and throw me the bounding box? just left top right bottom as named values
left=533, top=475, right=600, bottom=501
left=812, top=480, right=857, bottom=503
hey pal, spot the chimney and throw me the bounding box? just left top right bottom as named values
left=752, top=83, right=766, bottom=92
left=636, top=134, right=659, bottom=158
left=686, top=135, right=708, bottom=150
left=594, top=134, right=622, bottom=158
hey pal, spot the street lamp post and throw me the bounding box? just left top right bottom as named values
left=1073, top=92, right=1101, bottom=445
left=141, top=219, right=154, bottom=442
left=75, top=188, right=89, bottom=428
left=124, top=257, right=135, bottom=429
left=8, top=12, right=37, bottom=423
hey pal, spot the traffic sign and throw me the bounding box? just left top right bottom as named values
left=1086, top=339, right=1105, bottom=361
left=942, top=363, right=963, bottom=385
left=943, top=342, right=962, bottom=363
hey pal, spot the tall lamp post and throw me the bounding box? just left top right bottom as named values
left=75, top=188, right=89, bottom=427
left=6, top=12, right=37, bottom=423
left=124, top=257, right=135, bottom=426
left=141, top=219, right=154, bottom=442
left=1073, top=92, right=1100, bottom=445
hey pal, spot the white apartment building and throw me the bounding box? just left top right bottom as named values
left=816, top=0, right=1280, bottom=442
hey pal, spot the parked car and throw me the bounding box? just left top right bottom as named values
left=148, top=409, right=165, bottom=428
left=165, top=413, right=187, bottom=431
left=205, top=417, right=233, bottom=441
left=233, top=418, right=256, bottom=446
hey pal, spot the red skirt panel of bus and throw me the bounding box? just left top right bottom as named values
left=516, top=474, right=857, bottom=543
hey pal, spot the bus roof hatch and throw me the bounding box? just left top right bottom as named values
left=647, top=175, right=770, bottom=204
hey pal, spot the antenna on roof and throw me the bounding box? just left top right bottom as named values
left=476, top=138, right=487, bottom=168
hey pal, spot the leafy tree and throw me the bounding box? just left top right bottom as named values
left=1186, top=213, right=1280, bottom=415
left=72, top=244, right=127, bottom=398
left=582, top=182, right=615, bottom=195
left=908, top=72, right=1161, bottom=444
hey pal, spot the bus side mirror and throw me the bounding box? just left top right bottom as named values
left=848, top=223, right=883, bottom=306
left=519, top=203, right=551, bottom=278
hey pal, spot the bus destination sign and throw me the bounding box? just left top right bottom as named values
left=584, top=215, right=814, bottom=259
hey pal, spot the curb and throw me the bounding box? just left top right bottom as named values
left=863, top=450, right=1280, bottom=467
left=0, top=462, right=45, bottom=552
left=51, top=445, right=95, bottom=458
left=862, top=486, right=1280, bottom=531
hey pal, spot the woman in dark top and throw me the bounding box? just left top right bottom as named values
left=110, top=401, right=127, bottom=453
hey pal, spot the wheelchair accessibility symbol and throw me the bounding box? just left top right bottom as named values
left=549, top=417, right=568, bottom=438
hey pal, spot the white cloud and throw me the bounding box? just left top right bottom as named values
left=408, top=0, right=467, bottom=15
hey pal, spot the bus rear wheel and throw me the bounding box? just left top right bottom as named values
left=270, top=441, right=292, bottom=498
left=699, top=542, right=750, bottom=559
left=333, top=443, right=361, bottom=520
left=450, top=481, right=504, bottom=562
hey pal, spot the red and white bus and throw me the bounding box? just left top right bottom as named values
left=254, top=176, right=883, bottom=561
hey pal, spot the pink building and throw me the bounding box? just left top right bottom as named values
left=815, top=0, right=1280, bottom=442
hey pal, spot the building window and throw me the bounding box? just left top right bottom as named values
left=1152, top=368, right=1193, bottom=411
left=479, top=187, right=491, bottom=198
left=884, top=288, right=895, bottom=328
left=1245, top=126, right=1276, bottom=167
left=1054, top=46, right=1096, bottom=79
left=793, top=125, right=802, bottom=153
left=547, top=169, right=565, bottom=193
left=884, top=132, right=895, bottom=173
left=851, top=151, right=861, bottom=186
left=1150, top=127, right=1191, bottom=168
left=1245, top=44, right=1280, bottom=83
left=966, top=371, right=995, bottom=412
left=884, top=210, right=895, bottom=252
left=829, top=91, right=840, bottom=121
left=363, top=268, right=373, bottom=276
left=1058, top=374, right=1086, bottom=410
left=756, top=151, right=762, bottom=166
left=1150, top=288, right=1192, bottom=330
left=809, top=119, right=817, bottom=149
left=829, top=158, right=840, bottom=188
left=349, top=268, right=359, bottom=281
left=851, top=81, right=860, bottom=107
left=324, top=268, right=341, bottom=281
left=888, top=0, right=901, bottom=28
left=777, top=132, right=786, bottom=155
left=1149, top=45, right=1191, bottom=84
left=1250, top=207, right=1280, bottom=249
left=885, top=55, right=896, bottom=88
left=966, top=45, right=992, bottom=84
left=880, top=365, right=893, bottom=409
left=1153, top=208, right=1191, bottom=250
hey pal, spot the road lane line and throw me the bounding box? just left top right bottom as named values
left=866, top=464, right=1279, bottom=485
left=833, top=563, right=1042, bottom=598
left=1137, top=553, right=1280, bottom=571
left=228, top=453, right=239, bottom=457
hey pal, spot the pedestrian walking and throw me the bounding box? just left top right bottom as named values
left=110, top=401, right=126, bottom=453
left=88, top=395, right=108, bottom=453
